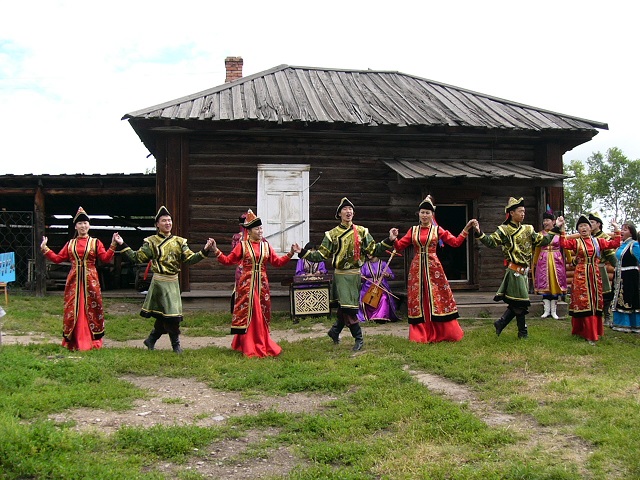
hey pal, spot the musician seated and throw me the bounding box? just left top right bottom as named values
left=295, top=243, right=328, bottom=279
left=358, top=254, right=400, bottom=323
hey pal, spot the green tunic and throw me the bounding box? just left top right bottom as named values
left=477, top=222, right=553, bottom=307
left=121, top=233, right=208, bottom=321
left=303, top=223, right=392, bottom=311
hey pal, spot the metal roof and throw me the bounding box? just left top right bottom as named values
left=124, top=65, right=608, bottom=132
left=383, top=159, right=568, bottom=181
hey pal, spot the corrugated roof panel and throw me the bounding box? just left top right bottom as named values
left=383, top=159, right=568, bottom=181
left=123, top=65, right=607, bottom=133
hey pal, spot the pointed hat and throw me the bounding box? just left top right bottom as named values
left=243, top=209, right=262, bottom=229
left=73, top=206, right=90, bottom=224
left=505, top=197, right=524, bottom=213
left=418, top=195, right=436, bottom=211
left=155, top=206, right=171, bottom=222
left=335, top=197, right=355, bottom=219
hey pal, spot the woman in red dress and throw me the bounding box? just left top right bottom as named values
left=389, top=196, right=474, bottom=343
left=40, top=207, right=118, bottom=351
left=558, top=215, right=620, bottom=343
left=212, top=210, right=301, bottom=357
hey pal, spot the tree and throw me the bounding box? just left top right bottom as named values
left=563, top=159, right=592, bottom=232
left=564, top=148, right=640, bottom=230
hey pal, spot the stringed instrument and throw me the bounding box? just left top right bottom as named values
left=362, top=249, right=401, bottom=309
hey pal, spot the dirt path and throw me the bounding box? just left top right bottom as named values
left=5, top=322, right=591, bottom=478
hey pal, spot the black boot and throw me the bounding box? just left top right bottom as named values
left=327, top=328, right=340, bottom=344
left=143, top=329, right=161, bottom=350
left=328, top=314, right=345, bottom=344
left=516, top=314, right=528, bottom=339
left=494, top=309, right=515, bottom=336
left=603, top=298, right=612, bottom=326
left=349, top=323, right=364, bottom=351
left=169, top=333, right=183, bottom=354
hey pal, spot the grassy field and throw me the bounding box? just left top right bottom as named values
left=1, top=293, right=640, bottom=479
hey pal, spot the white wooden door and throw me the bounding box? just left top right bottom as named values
left=257, top=164, right=309, bottom=254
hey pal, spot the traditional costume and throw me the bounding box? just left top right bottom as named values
left=295, top=243, right=328, bottom=277
left=230, top=212, right=249, bottom=313
left=300, top=197, right=393, bottom=351
left=611, top=225, right=640, bottom=333
left=559, top=215, right=621, bottom=342
left=42, top=207, right=116, bottom=351
left=532, top=211, right=567, bottom=319
left=357, top=256, right=399, bottom=323
left=121, top=206, right=210, bottom=353
left=215, top=210, right=293, bottom=358
left=589, top=212, right=618, bottom=325
left=476, top=197, right=554, bottom=338
left=392, top=195, right=465, bottom=342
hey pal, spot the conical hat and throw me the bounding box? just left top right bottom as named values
left=335, top=197, right=355, bottom=219
left=418, top=195, right=436, bottom=211
left=588, top=212, right=603, bottom=225
left=243, top=209, right=262, bottom=229
left=73, top=206, right=90, bottom=224
left=155, top=206, right=171, bottom=222
left=576, top=214, right=591, bottom=229
left=504, top=197, right=524, bottom=213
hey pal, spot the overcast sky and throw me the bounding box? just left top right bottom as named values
left=1, top=1, right=636, bottom=175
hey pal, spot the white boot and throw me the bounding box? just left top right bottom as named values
left=541, top=299, right=551, bottom=318
left=550, top=299, right=559, bottom=319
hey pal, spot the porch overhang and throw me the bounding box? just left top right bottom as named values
left=383, top=159, right=567, bottom=186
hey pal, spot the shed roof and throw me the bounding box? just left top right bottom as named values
left=124, top=64, right=608, bottom=132
left=383, top=160, right=568, bottom=181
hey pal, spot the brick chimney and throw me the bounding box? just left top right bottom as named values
left=225, top=56, right=243, bottom=83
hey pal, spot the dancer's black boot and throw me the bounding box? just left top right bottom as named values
left=349, top=323, right=364, bottom=351
left=494, top=309, right=515, bottom=336
left=328, top=311, right=346, bottom=344
left=516, top=314, right=528, bottom=339
left=169, top=333, right=183, bottom=354
left=143, top=329, right=161, bottom=350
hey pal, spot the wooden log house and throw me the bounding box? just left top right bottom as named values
left=123, top=58, right=608, bottom=295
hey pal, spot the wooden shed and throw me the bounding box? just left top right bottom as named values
left=123, top=60, right=608, bottom=294
left=0, top=173, right=155, bottom=294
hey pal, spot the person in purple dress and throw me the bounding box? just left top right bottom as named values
left=357, top=253, right=399, bottom=323
left=295, top=243, right=327, bottom=277
left=532, top=211, right=567, bottom=319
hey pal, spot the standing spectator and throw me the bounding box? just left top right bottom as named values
left=611, top=222, right=640, bottom=333
left=212, top=210, right=301, bottom=357
left=533, top=211, right=567, bottom=319
left=474, top=197, right=556, bottom=339
left=117, top=206, right=215, bottom=353
left=389, top=196, right=472, bottom=342
left=557, top=215, right=620, bottom=343
left=41, top=207, right=118, bottom=351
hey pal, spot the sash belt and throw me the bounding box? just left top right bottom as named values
left=507, top=262, right=529, bottom=275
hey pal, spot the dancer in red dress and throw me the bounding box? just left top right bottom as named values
left=389, top=196, right=474, bottom=343
left=558, top=215, right=620, bottom=343
left=212, top=210, right=301, bottom=357
left=40, top=207, right=119, bottom=351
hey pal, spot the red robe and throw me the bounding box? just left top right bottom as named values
left=216, top=240, right=291, bottom=357
left=45, top=237, right=115, bottom=350
left=559, top=234, right=620, bottom=341
left=394, top=225, right=466, bottom=343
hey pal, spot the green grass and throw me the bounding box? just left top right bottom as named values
left=1, top=293, right=640, bottom=478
